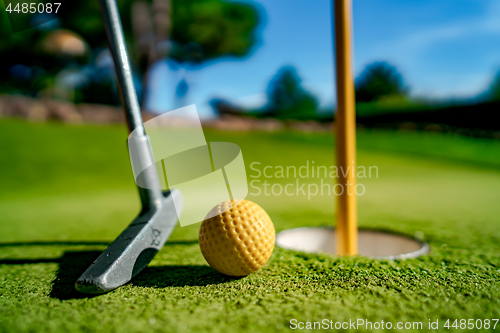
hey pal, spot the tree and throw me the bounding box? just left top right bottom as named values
left=355, top=62, right=407, bottom=103
left=169, top=0, right=259, bottom=64
left=129, top=0, right=260, bottom=104
left=265, top=66, right=318, bottom=119
left=0, top=0, right=260, bottom=104
left=486, top=70, right=500, bottom=101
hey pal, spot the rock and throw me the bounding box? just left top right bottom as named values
left=0, top=95, right=33, bottom=118
left=27, top=101, right=49, bottom=122
left=45, top=99, right=83, bottom=123
left=0, top=94, right=334, bottom=134
left=258, top=118, right=285, bottom=132
left=398, top=122, right=417, bottom=131
left=287, top=120, right=329, bottom=132
left=424, top=123, right=442, bottom=132
left=77, top=104, right=123, bottom=124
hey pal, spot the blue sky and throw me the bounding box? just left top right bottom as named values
left=147, top=0, right=500, bottom=118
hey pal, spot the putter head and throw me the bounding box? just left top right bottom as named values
left=75, top=189, right=182, bottom=294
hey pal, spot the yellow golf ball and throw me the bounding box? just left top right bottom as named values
left=199, top=199, right=275, bottom=276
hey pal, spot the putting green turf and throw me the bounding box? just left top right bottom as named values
left=0, top=119, right=499, bottom=332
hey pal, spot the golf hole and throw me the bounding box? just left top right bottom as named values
left=276, top=227, right=429, bottom=260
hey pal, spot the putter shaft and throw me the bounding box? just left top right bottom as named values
left=99, top=0, right=162, bottom=208
left=75, top=0, right=180, bottom=294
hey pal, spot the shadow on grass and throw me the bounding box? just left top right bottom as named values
left=0, top=240, right=198, bottom=248
left=0, top=251, right=101, bottom=300
left=0, top=240, right=232, bottom=300
left=132, top=265, right=241, bottom=288
left=49, top=251, right=103, bottom=300
left=49, top=251, right=233, bottom=300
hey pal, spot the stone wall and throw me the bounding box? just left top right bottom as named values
left=0, top=94, right=333, bottom=132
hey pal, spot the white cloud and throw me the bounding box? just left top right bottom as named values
left=234, top=92, right=268, bottom=109
left=375, top=1, right=500, bottom=59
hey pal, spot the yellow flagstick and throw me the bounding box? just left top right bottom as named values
left=334, top=0, right=357, bottom=256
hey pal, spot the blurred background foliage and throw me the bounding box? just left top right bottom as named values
left=263, top=66, right=318, bottom=120
left=487, top=71, right=500, bottom=101
left=0, top=0, right=260, bottom=104
left=209, top=56, right=500, bottom=132
left=0, top=0, right=499, bottom=134
left=355, top=61, right=407, bottom=103
left=170, top=0, right=258, bottom=64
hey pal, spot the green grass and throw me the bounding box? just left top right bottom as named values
left=0, top=119, right=499, bottom=332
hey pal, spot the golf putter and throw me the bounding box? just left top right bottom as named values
left=75, top=0, right=182, bottom=294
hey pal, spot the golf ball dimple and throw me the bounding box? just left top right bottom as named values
left=199, top=199, right=275, bottom=276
